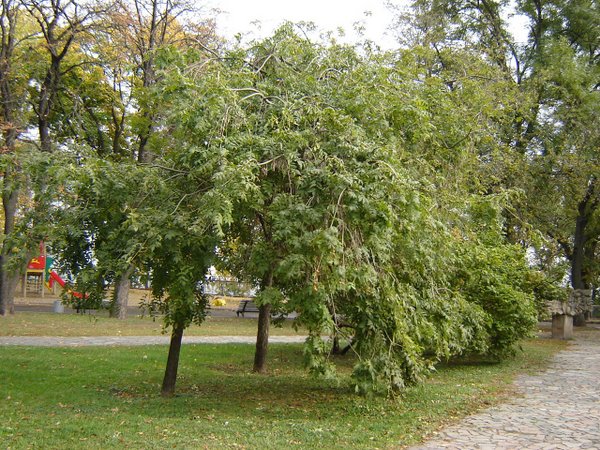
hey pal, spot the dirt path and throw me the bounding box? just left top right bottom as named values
left=0, top=335, right=305, bottom=346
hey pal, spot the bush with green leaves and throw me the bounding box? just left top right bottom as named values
left=450, top=198, right=538, bottom=358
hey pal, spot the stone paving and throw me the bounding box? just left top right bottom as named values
left=0, top=335, right=306, bottom=346
left=413, top=331, right=600, bottom=450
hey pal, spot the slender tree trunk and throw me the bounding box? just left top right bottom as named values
left=331, top=334, right=341, bottom=354
left=253, top=267, right=274, bottom=373
left=110, top=264, right=135, bottom=319
left=572, top=221, right=587, bottom=326
left=0, top=267, right=19, bottom=316
left=38, top=57, right=60, bottom=153
left=161, top=323, right=184, bottom=397
left=253, top=302, right=272, bottom=373
left=330, top=312, right=344, bottom=355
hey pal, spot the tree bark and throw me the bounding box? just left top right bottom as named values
left=331, top=334, right=341, bottom=355
left=253, top=266, right=274, bottom=373
left=0, top=0, right=20, bottom=316
left=38, top=56, right=61, bottom=153
left=0, top=266, right=19, bottom=316
left=0, top=165, right=20, bottom=316
left=110, top=264, right=135, bottom=319
left=571, top=179, right=597, bottom=326
left=161, top=323, right=184, bottom=397
left=571, top=212, right=588, bottom=290
left=253, top=302, right=272, bottom=373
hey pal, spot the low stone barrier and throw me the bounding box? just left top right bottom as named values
left=548, top=289, right=592, bottom=339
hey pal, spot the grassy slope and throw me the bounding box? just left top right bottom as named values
left=0, top=337, right=567, bottom=449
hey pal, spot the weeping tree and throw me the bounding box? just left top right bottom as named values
left=216, top=26, right=403, bottom=375
left=88, top=24, right=540, bottom=395
left=216, top=26, right=538, bottom=389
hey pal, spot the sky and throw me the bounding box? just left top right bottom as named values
left=203, top=0, right=529, bottom=49
left=204, top=0, right=399, bottom=48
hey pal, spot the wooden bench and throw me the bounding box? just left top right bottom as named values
left=236, top=299, right=259, bottom=317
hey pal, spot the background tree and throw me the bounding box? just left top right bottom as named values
left=0, top=0, right=26, bottom=315
left=48, top=0, right=219, bottom=318
left=396, top=0, right=599, bottom=322
left=22, top=0, right=106, bottom=153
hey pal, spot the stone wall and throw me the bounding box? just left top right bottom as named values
left=547, top=289, right=593, bottom=316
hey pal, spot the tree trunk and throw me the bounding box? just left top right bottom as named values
left=0, top=167, right=20, bottom=316
left=570, top=180, right=597, bottom=326
left=161, top=323, right=184, bottom=397
left=0, top=268, right=19, bottom=316
left=571, top=212, right=587, bottom=291
left=110, top=264, right=135, bottom=319
left=0, top=4, right=20, bottom=317
left=253, top=302, right=272, bottom=373
left=38, top=58, right=61, bottom=154
left=331, top=334, right=341, bottom=354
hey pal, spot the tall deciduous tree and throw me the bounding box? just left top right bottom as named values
left=0, top=0, right=64, bottom=315
left=48, top=0, right=218, bottom=318
left=0, top=0, right=26, bottom=315
left=398, top=0, right=600, bottom=322
left=105, top=0, right=217, bottom=318
left=130, top=43, right=253, bottom=395
left=22, top=0, right=106, bottom=153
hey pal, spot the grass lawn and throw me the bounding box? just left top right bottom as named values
left=0, top=336, right=568, bottom=449
left=0, top=312, right=305, bottom=337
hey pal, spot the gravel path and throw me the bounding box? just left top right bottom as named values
left=0, top=335, right=306, bottom=346
left=412, top=332, right=600, bottom=450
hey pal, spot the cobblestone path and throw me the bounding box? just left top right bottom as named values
left=413, top=333, right=600, bottom=450
left=0, top=335, right=306, bottom=346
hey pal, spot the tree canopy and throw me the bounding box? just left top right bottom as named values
left=2, top=1, right=596, bottom=395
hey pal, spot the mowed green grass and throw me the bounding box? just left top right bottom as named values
left=0, top=337, right=567, bottom=449
left=0, top=312, right=304, bottom=337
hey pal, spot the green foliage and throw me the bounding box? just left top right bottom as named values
left=451, top=199, right=538, bottom=358
left=0, top=147, right=57, bottom=268
left=523, top=269, right=567, bottom=317
left=455, top=242, right=537, bottom=357
left=49, top=153, right=163, bottom=292
left=179, top=28, right=539, bottom=393
left=5, top=11, right=559, bottom=396
left=181, top=28, right=534, bottom=394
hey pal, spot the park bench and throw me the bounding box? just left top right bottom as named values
left=235, top=299, right=299, bottom=319
left=236, top=299, right=259, bottom=317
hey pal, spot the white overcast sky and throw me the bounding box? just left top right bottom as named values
left=204, top=0, right=399, bottom=48
left=204, top=0, right=529, bottom=49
